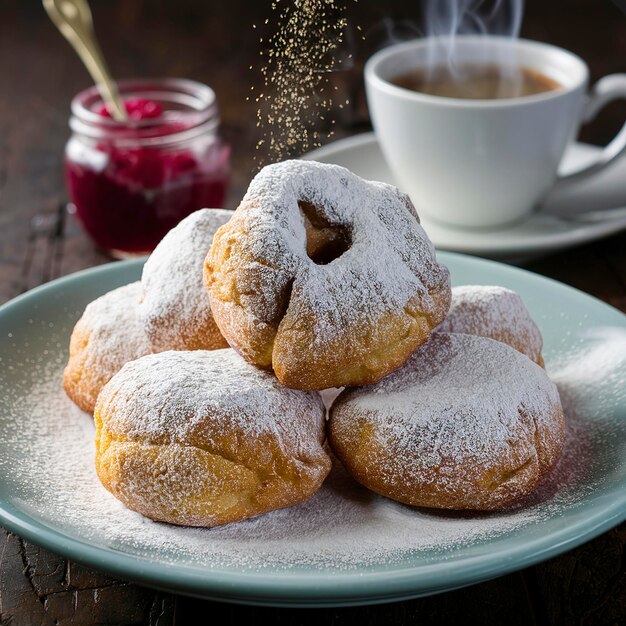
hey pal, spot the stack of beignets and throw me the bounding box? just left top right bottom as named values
left=64, top=209, right=232, bottom=413
left=205, top=160, right=451, bottom=390
left=64, top=160, right=564, bottom=528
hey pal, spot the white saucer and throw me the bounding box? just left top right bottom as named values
left=303, top=133, right=626, bottom=260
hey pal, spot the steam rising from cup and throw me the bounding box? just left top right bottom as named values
left=386, top=0, right=527, bottom=98
left=424, top=0, right=523, bottom=47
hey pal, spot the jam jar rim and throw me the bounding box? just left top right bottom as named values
left=69, top=77, right=220, bottom=148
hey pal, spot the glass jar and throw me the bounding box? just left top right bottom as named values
left=65, top=78, right=230, bottom=257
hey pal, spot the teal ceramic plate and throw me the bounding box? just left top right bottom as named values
left=0, top=253, right=625, bottom=607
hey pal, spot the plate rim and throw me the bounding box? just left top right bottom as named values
left=1, top=253, right=625, bottom=606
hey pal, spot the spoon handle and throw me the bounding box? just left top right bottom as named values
left=43, top=0, right=127, bottom=121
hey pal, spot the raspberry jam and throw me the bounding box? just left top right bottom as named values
left=65, top=80, right=230, bottom=257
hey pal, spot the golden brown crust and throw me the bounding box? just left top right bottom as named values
left=139, top=208, right=232, bottom=353
left=437, top=285, right=545, bottom=367
left=64, top=319, right=101, bottom=413
left=95, top=428, right=331, bottom=527
left=205, top=161, right=451, bottom=390
left=204, top=211, right=282, bottom=368
left=63, top=283, right=151, bottom=414
left=271, top=284, right=451, bottom=390
left=143, top=305, right=229, bottom=353
left=94, top=349, right=332, bottom=527
left=329, top=405, right=564, bottom=510
left=328, top=333, right=564, bottom=511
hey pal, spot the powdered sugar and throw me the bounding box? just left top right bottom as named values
left=436, top=285, right=544, bottom=364
left=0, top=340, right=613, bottom=571
left=206, top=160, right=451, bottom=381
left=64, top=281, right=151, bottom=413
left=330, top=333, right=563, bottom=508
left=239, top=159, right=448, bottom=319
left=95, top=348, right=329, bottom=527
left=98, top=348, right=325, bottom=449
left=73, top=282, right=149, bottom=365
left=334, top=333, right=560, bottom=467
left=139, top=209, right=232, bottom=352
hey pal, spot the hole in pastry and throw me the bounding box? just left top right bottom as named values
left=298, top=200, right=351, bottom=265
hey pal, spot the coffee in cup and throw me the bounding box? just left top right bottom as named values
left=365, top=37, right=626, bottom=229
left=391, top=64, right=561, bottom=100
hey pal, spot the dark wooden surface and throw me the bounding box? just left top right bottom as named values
left=1, top=1, right=625, bottom=624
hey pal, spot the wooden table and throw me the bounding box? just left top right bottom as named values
left=1, top=1, right=624, bottom=623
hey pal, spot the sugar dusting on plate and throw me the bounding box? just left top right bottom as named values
left=0, top=328, right=624, bottom=573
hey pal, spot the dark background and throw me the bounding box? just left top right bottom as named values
left=0, top=1, right=625, bottom=624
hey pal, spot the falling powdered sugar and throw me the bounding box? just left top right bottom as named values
left=0, top=330, right=620, bottom=571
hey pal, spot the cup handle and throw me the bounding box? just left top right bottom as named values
left=554, top=74, right=626, bottom=187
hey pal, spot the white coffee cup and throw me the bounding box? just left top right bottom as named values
left=365, top=36, right=626, bottom=228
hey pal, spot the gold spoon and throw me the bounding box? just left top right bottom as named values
left=43, top=0, right=127, bottom=121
